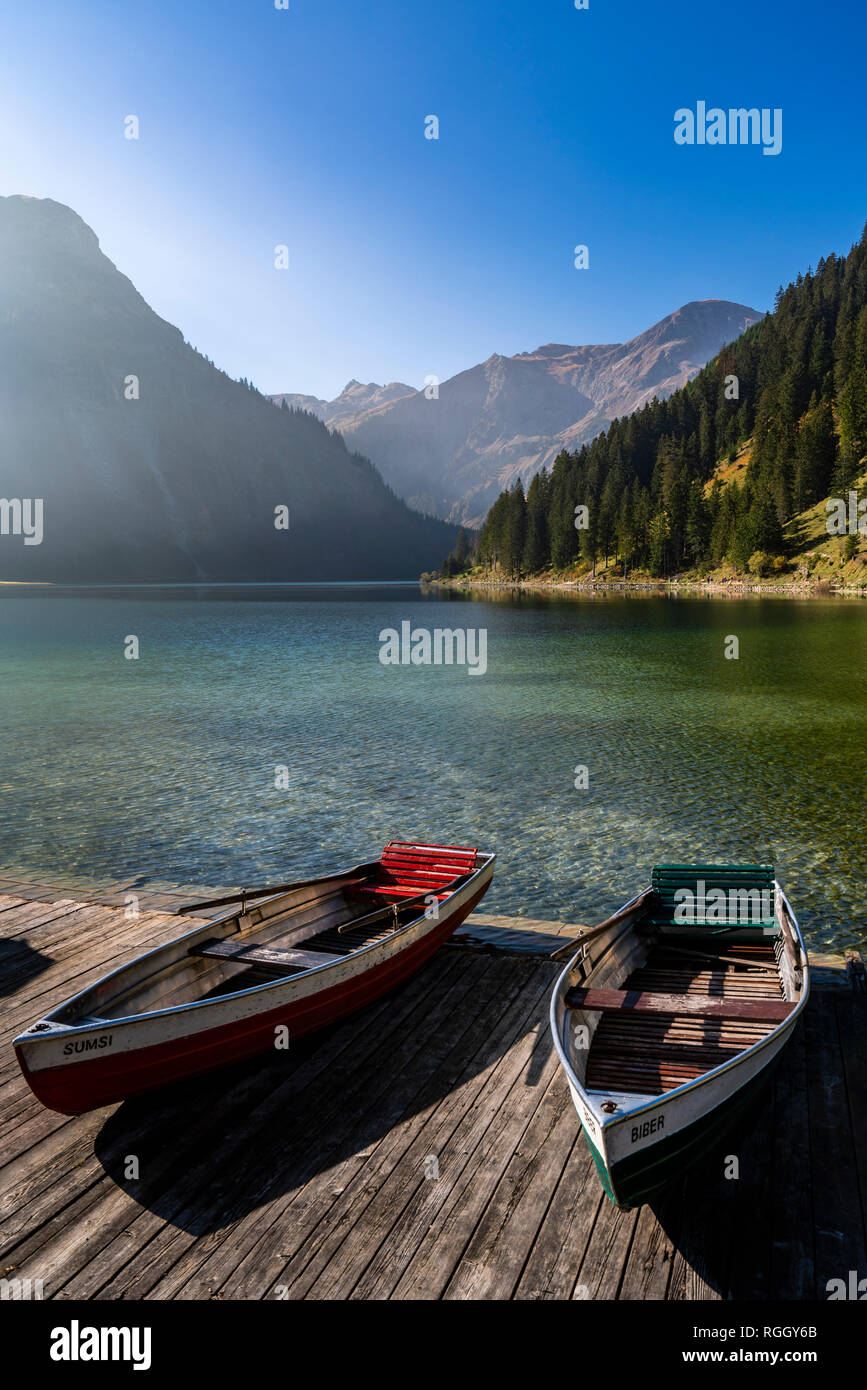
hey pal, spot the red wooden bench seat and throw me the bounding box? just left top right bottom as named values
left=361, top=841, right=478, bottom=900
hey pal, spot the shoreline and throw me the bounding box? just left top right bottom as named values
left=1, top=576, right=863, bottom=599
left=428, top=573, right=867, bottom=599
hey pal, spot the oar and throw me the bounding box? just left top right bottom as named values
left=549, top=891, right=653, bottom=961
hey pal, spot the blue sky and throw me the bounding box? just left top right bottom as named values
left=1, top=0, right=865, bottom=398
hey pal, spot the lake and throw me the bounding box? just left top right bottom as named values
left=0, top=585, right=864, bottom=953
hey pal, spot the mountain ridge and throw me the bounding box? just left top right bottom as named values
left=271, top=299, right=763, bottom=525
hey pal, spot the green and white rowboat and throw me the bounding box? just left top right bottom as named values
left=550, top=863, right=809, bottom=1210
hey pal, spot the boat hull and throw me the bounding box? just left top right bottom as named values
left=16, top=869, right=492, bottom=1116
left=551, top=879, right=809, bottom=1210
left=575, top=1038, right=786, bottom=1210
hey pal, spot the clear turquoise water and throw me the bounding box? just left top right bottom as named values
left=0, top=586, right=864, bottom=953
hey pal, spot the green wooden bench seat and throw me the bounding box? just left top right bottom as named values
left=643, top=863, right=778, bottom=941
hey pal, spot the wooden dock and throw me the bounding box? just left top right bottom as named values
left=1, top=877, right=864, bottom=1301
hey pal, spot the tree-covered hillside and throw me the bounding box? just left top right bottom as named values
left=463, top=224, right=867, bottom=579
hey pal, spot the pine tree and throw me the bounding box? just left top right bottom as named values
left=523, top=472, right=550, bottom=572
left=500, top=480, right=527, bottom=578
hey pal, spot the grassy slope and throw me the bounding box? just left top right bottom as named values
left=783, top=465, right=867, bottom=586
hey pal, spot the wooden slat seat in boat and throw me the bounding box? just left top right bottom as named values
left=565, top=987, right=794, bottom=1024
left=378, top=859, right=468, bottom=879
left=380, top=840, right=478, bottom=866
left=646, top=862, right=777, bottom=935
left=358, top=841, right=478, bottom=901
left=190, top=939, right=343, bottom=973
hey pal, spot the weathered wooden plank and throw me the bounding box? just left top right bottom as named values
left=0, top=898, right=85, bottom=936
left=566, top=986, right=791, bottom=1023
left=390, top=1010, right=563, bottom=1299
left=190, top=939, right=342, bottom=971
left=572, top=1187, right=640, bottom=1300
left=617, top=1188, right=680, bottom=1300
left=443, top=1072, right=577, bottom=1299
left=770, top=1018, right=814, bottom=1297
left=665, top=1172, right=726, bottom=1301
left=804, top=988, right=867, bottom=1292
left=298, top=961, right=557, bottom=1302
left=513, top=1130, right=601, bottom=1300
left=0, top=902, right=128, bottom=955
left=178, top=954, right=539, bottom=1301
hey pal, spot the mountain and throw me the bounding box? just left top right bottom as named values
left=273, top=301, right=762, bottom=525
left=272, top=379, right=415, bottom=429
left=0, top=196, right=457, bottom=582
left=472, top=223, right=867, bottom=581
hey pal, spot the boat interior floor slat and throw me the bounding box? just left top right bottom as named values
left=585, top=944, right=785, bottom=1096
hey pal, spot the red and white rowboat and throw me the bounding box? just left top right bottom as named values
left=14, top=841, right=495, bottom=1115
